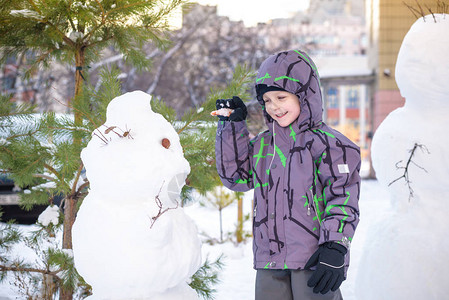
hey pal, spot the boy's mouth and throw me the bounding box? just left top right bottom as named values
left=275, top=112, right=287, bottom=118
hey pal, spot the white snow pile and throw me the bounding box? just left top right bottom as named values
left=72, top=91, right=202, bottom=299
left=0, top=138, right=10, bottom=146
left=37, top=205, right=60, bottom=227
left=9, top=9, right=42, bottom=20
left=355, top=14, right=449, bottom=300
left=69, top=31, right=85, bottom=42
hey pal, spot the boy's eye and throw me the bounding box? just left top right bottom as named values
left=263, top=99, right=270, bottom=103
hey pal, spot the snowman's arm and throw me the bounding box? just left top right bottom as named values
left=315, top=131, right=361, bottom=250
left=215, top=120, right=253, bottom=192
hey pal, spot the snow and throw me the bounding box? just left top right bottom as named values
left=37, top=205, right=60, bottom=226
left=0, top=179, right=422, bottom=299
left=355, top=14, right=449, bottom=300
left=2, top=14, right=448, bottom=299
left=69, top=31, right=85, bottom=42
left=9, top=9, right=42, bottom=20
left=32, top=181, right=57, bottom=191
left=71, top=91, right=202, bottom=299
left=0, top=138, right=10, bottom=146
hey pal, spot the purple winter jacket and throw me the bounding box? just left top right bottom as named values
left=215, top=50, right=361, bottom=271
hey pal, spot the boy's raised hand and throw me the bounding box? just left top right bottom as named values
left=214, top=96, right=247, bottom=122
left=304, top=242, right=347, bottom=294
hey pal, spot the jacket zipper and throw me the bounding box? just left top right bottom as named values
left=309, top=190, right=321, bottom=225
left=307, top=193, right=312, bottom=216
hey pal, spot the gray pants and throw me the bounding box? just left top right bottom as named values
left=255, top=269, right=343, bottom=300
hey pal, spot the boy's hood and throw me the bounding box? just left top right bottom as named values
left=255, top=50, right=323, bottom=132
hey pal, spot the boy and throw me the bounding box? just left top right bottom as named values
left=213, top=50, right=361, bottom=299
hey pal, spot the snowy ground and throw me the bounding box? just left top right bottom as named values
left=0, top=179, right=389, bottom=299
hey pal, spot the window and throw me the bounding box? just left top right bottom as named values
left=2, top=75, right=16, bottom=91
left=347, top=88, right=359, bottom=108
left=327, top=87, right=338, bottom=108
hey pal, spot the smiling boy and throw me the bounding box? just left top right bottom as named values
left=214, top=50, right=361, bottom=300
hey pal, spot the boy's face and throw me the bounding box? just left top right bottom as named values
left=263, top=91, right=301, bottom=127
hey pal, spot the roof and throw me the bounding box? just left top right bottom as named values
left=313, top=55, right=373, bottom=78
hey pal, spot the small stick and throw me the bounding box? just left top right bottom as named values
left=149, top=181, right=179, bottom=228
left=388, top=143, right=429, bottom=201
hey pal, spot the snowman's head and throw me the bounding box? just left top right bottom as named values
left=81, top=91, right=190, bottom=204
left=395, top=14, right=449, bottom=108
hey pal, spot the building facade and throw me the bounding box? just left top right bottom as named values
left=367, top=0, right=442, bottom=130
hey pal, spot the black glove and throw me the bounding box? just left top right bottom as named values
left=304, top=242, right=347, bottom=294
left=215, top=96, right=247, bottom=122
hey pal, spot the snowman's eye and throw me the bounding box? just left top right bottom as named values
left=162, top=138, right=171, bottom=149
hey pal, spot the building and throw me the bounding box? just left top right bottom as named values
left=366, top=0, right=442, bottom=130
left=264, top=0, right=367, bottom=56
left=315, top=56, right=374, bottom=155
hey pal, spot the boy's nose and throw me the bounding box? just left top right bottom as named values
left=271, top=102, right=280, bottom=110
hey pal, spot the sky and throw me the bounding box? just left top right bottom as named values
left=194, top=0, right=310, bottom=26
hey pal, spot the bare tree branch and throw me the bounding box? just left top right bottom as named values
left=388, top=143, right=430, bottom=201
left=146, top=15, right=211, bottom=95
left=149, top=181, right=179, bottom=229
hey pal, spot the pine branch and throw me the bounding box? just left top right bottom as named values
left=0, top=223, right=22, bottom=253
left=94, top=0, right=106, bottom=18
left=69, top=163, right=84, bottom=198
left=26, top=0, right=43, bottom=15
left=0, top=265, right=61, bottom=277
left=20, top=157, right=45, bottom=180
left=189, top=255, right=224, bottom=300
left=33, top=174, right=57, bottom=182
left=4, top=128, right=40, bottom=141
left=65, top=6, right=78, bottom=33
left=52, top=95, right=102, bottom=132
left=177, top=64, right=255, bottom=135
left=42, top=164, right=60, bottom=181
left=104, top=1, right=150, bottom=19
left=0, top=95, right=36, bottom=117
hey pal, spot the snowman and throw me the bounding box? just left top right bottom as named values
left=355, top=14, right=449, bottom=299
left=72, top=91, right=202, bottom=299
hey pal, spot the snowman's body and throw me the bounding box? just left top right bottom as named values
left=72, top=91, right=201, bottom=299
left=355, top=15, right=449, bottom=299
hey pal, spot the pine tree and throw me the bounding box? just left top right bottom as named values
left=1, top=2, right=185, bottom=298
